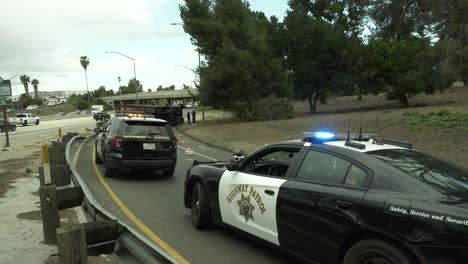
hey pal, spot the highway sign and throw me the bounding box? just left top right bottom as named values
left=0, top=80, right=12, bottom=97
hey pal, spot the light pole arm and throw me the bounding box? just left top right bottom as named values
left=105, top=51, right=134, bottom=61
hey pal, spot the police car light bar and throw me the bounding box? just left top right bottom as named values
left=303, top=131, right=378, bottom=142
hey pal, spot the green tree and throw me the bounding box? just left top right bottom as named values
left=80, top=56, right=91, bottom=103
left=128, top=78, right=142, bottom=93
left=31, top=79, right=39, bottom=99
left=426, top=0, right=468, bottom=83
left=157, top=85, right=163, bottom=91
left=148, top=88, right=152, bottom=92
left=20, top=75, right=30, bottom=95
left=182, top=84, right=191, bottom=89
left=180, top=0, right=290, bottom=111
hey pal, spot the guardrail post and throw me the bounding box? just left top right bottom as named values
left=39, top=184, right=60, bottom=244
left=57, top=224, right=88, bottom=264
left=49, top=141, right=70, bottom=186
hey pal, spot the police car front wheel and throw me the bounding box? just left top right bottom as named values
left=191, top=182, right=211, bottom=229
left=343, top=239, right=414, bottom=264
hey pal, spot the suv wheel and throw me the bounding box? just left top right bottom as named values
left=191, top=182, right=211, bottom=229
left=94, top=144, right=103, bottom=164
left=343, top=239, right=413, bottom=264
left=35, top=119, right=39, bottom=125
left=11, top=126, right=16, bottom=131
left=103, top=153, right=115, bottom=178
left=23, top=120, right=27, bottom=126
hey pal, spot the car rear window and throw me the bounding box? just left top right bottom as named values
left=369, top=149, right=468, bottom=194
left=122, top=121, right=170, bottom=137
left=16, top=114, right=26, bottom=117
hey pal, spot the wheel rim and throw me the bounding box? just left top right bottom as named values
left=357, top=253, right=392, bottom=264
left=192, top=188, right=200, bottom=222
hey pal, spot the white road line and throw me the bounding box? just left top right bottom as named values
left=178, top=145, right=217, bottom=161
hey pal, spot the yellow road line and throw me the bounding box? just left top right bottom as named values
left=92, top=147, right=190, bottom=264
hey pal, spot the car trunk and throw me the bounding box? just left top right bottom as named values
left=120, top=120, right=175, bottom=159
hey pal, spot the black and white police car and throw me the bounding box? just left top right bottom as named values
left=184, top=132, right=468, bottom=264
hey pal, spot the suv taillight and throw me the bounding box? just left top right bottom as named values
left=112, top=136, right=123, bottom=148
left=171, top=138, right=178, bottom=149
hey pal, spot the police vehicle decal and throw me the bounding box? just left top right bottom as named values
left=219, top=170, right=286, bottom=245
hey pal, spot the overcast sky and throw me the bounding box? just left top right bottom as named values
left=0, top=0, right=288, bottom=96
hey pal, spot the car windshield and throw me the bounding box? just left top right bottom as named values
left=369, top=149, right=468, bottom=194
left=122, top=121, right=169, bottom=137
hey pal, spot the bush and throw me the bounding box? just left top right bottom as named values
left=238, top=96, right=294, bottom=121
left=402, top=110, right=468, bottom=131
left=70, top=97, right=90, bottom=110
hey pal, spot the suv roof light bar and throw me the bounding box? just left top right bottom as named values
left=381, top=138, right=413, bottom=149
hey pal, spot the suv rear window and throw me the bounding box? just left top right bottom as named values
left=16, top=114, right=26, bottom=117
left=369, top=149, right=468, bottom=194
left=122, top=121, right=170, bottom=137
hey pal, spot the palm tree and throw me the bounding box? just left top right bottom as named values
left=31, top=79, right=39, bottom=99
left=20, top=75, right=30, bottom=95
left=118, top=76, right=121, bottom=95
left=80, top=56, right=90, bottom=103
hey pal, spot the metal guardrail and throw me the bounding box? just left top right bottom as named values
left=66, top=135, right=178, bottom=264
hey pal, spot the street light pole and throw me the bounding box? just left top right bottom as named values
left=105, top=51, right=139, bottom=104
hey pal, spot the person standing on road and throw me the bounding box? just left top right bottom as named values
left=192, top=109, right=196, bottom=124
left=186, top=111, right=191, bottom=124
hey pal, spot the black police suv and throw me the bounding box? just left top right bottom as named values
left=183, top=132, right=468, bottom=264
left=95, top=116, right=178, bottom=177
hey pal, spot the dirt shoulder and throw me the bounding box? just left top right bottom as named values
left=180, top=87, right=468, bottom=167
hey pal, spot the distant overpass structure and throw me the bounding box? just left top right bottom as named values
left=100, top=88, right=198, bottom=106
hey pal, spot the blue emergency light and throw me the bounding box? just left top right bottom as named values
left=313, top=132, right=336, bottom=140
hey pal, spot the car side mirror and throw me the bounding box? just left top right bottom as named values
left=227, top=149, right=245, bottom=171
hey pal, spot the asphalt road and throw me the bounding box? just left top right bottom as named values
left=75, top=131, right=300, bottom=264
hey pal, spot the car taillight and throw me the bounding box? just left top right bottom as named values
left=171, top=138, right=178, bottom=149
left=112, top=136, right=123, bottom=148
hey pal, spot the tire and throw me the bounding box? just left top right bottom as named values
left=343, top=239, right=414, bottom=264
left=35, top=119, right=39, bottom=125
left=94, top=144, right=103, bottom=164
left=191, top=182, right=211, bottom=229
left=0, top=127, right=3, bottom=133
left=163, top=167, right=175, bottom=176
left=11, top=126, right=16, bottom=131
left=103, top=152, right=115, bottom=178
left=23, top=120, right=27, bottom=126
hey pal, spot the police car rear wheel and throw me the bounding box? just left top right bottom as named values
left=191, top=182, right=211, bottom=229
left=94, top=145, right=102, bottom=164
left=163, top=167, right=175, bottom=176
left=103, top=154, right=115, bottom=178
left=343, top=239, right=413, bottom=264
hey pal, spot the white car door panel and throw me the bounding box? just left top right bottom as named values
left=219, top=170, right=286, bottom=245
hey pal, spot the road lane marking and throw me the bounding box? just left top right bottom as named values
left=91, top=147, right=190, bottom=264
left=178, top=145, right=217, bottom=161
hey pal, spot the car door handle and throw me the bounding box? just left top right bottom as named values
left=264, top=189, right=275, bottom=196
left=336, top=200, right=352, bottom=210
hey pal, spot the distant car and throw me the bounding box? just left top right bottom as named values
left=0, top=120, right=16, bottom=132
left=94, top=115, right=178, bottom=177
left=184, top=131, right=468, bottom=264
left=10, top=113, right=40, bottom=126
left=25, top=105, right=39, bottom=110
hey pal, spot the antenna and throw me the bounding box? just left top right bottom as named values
left=375, top=112, right=380, bottom=134
left=358, top=114, right=364, bottom=141
left=346, top=119, right=350, bottom=142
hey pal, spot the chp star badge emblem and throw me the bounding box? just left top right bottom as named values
left=237, top=193, right=255, bottom=223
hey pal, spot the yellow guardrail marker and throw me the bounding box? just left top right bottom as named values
left=42, top=143, right=51, bottom=184
left=58, top=128, right=62, bottom=142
